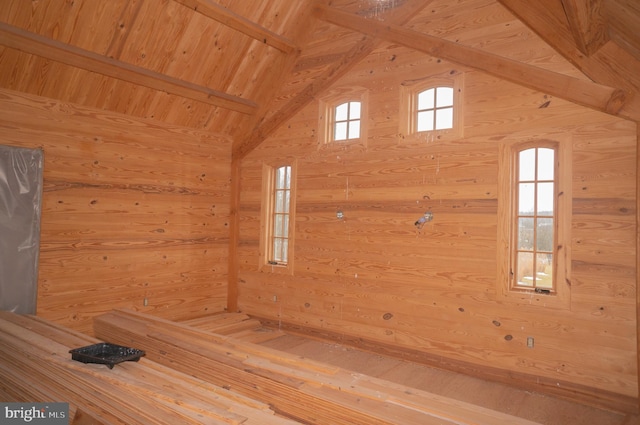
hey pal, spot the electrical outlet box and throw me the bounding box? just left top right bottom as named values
left=527, top=336, right=534, bottom=348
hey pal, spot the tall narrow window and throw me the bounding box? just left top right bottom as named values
left=333, top=101, right=361, bottom=141
left=497, top=139, right=570, bottom=308
left=513, top=147, right=556, bottom=291
left=261, top=161, right=296, bottom=273
left=271, top=165, right=291, bottom=265
left=416, top=87, right=454, bottom=132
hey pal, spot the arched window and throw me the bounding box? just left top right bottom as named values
left=399, top=72, right=463, bottom=141
left=260, top=161, right=297, bottom=274
left=318, top=87, right=368, bottom=148
left=513, top=146, right=556, bottom=290
left=497, top=139, right=571, bottom=309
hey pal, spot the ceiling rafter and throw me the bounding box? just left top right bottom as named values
left=315, top=4, right=631, bottom=120
left=171, top=0, right=297, bottom=54
left=0, top=22, right=258, bottom=115
left=497, top=0, right=640, bottom=121
left=560, top=0, right=609, bottom=56
left=233, top=0, right=433, bottom=159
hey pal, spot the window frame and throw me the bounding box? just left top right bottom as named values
left=497, top=137, right=571, bottom=309
left=318, top=86, right=368, bottom=149
left=259, top=160, right=297, bottom=274
left=399, top=72, right=464, bottom=142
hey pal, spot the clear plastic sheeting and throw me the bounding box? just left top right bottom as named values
left=0, top=145, right=43, bottom=314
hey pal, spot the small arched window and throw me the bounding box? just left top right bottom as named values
left=319, top=87, right=368, bottom=148
left=399, top=72, right=463, bottom=141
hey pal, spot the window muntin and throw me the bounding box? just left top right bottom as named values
left=270, top=165, right=291, bottom=265
left=399, top=73, right=463, bottom=141
left=333, top=101, right=361, bottom=141
left=416, top=87, right=454, bottom=132
left=512, top=146, right=557, bottom=292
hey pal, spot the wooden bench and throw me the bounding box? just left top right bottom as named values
left=95, top=308, right=544, bottom=425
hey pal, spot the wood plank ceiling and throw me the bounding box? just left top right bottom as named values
left=0, top=0, right=639, bottom=159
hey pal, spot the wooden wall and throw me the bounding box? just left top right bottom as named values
left=237, top=44, right=638, bottom=410
left=0, top=88, right=231, bottom=335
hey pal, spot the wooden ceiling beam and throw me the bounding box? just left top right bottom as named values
left=172, top=0, right=297, bottom=54
left=315, top=4, right=628, bottom=120
left=0, top=22, right=258, bottom=115
left=560, top=0, right=609, bottom=56
left=498, top=0, right=640, bottom=122
left=233, top=0, right=433, bottom=159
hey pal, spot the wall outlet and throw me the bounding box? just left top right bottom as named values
left=527, top=336, right=534, bottom=348
left=143, top=298, right=148, bottom=306
left=272, top=295, right=277, bottom=302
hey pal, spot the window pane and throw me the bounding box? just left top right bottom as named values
left=283, top=190, right=290, bottom=212
left=538, top=148, right=554, bottom=180
left=516, top=251, right=534, bottom=286
left=436, top=87, right=454, bottom=107
left=348, top=120, right=360, bottom=139
left=417, top=110, right=434, bottom=132
left=519, top=149, right=536, bottom=181
left=537, top=182, right=554, bottom=214
left=349, top=102, right=361, bottom=119
left=278, top=190, right=288, bottom=212
left=418, top=89, right=434, bottom=110
left=284, top=166, right=291, bottom=187
left=273, top=238, right=283, bottom=261
left=335, top=103, right=348, bottom=121
left=280, top=239, right=288, bottom=263
left=435, top=107, right=453, bottom=130
left=518, top=182, right=535, bottom=214
left=518, top=217, right=534, bottom=250
left=536, top=254, right=553, bottom=288
left=334, top=122, right=347, bottom=140
left=276, top=166, right=287, bottom=189
left=274, top=214, right=283, bottom=236
left=536, top=218, right=554, bottom=251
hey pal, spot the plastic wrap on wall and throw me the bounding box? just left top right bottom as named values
left=0, top=145, right=43, bottom=314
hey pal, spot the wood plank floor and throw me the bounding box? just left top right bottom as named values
left=185, top=315, right=636, bottom=425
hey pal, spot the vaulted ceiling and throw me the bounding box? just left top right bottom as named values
left=1, top=0, right=639, bottom=159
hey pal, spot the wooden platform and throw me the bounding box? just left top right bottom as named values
left=95, top=308, right=545, bottom=425
left=0, top=311, right=301, bottom=425
left=182, top=313, right=638, bottom=425
left=181, top=312, right=286, bottom=343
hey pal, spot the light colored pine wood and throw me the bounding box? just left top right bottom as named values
left=0, top=311, right=300, bottom=425
left=94, top=308, right=545, bottom=425
left=0, top=88, right=231, bottom=334
left=260, top=332, right=629, bottom=425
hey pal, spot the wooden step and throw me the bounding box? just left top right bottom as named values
left=95, top=308, right=545, bottom=425
left=0, top=311, right=302, bottom=425
left=180, top=312, right=285, bottom=342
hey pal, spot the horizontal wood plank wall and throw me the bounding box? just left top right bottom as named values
left=0, top=88, right=230, bottom=334
left=237, top=45, right=638, bottom=409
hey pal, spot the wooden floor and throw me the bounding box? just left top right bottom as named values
left=183, top=313, right=636, bottom=425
